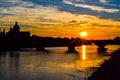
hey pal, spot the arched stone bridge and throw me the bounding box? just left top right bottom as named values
left=32, top=38, right=120, bottom=52
left=0, top=36, right=120, bottom=52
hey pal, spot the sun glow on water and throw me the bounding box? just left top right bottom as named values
left=82, top=45, right=86, bottom=60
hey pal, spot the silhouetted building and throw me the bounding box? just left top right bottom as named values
left=0, top=22, right=31, bottom=50
left=6, top=22, right=30, bottom=40
left=13, top=22, right=20, bottom=33
left=20, top=32, right=30, bottom=39
left=0, top=29, right=6, bottom=39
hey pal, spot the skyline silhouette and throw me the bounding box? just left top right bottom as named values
left=0, top=22, right=119, bottom=51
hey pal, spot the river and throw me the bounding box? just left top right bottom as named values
left=0, top=45, right=119, bottom=80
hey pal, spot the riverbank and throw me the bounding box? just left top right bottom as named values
left=87, top=49, right=120, bottom=80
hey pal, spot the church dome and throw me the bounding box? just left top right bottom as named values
left=13, top=22, right=20, bottom=32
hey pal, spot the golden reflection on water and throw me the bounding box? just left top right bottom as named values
left=82, top=45, right=86, bottom=60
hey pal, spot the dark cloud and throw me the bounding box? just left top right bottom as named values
left=20, top=24, right=35, bottom=28
left=116, top=26, right=120, bottom=28
left=38, top=18, right=62, bottom=23
left=0, top=13, right=14, bottom=16
left=91, top=22, right=114, bottom=27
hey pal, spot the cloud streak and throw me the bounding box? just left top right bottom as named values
left=99, top=0, right=108, bottom=3
left=63, top=0, right=119, bottom=13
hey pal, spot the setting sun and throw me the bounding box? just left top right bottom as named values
left=80, top=31, right=87, bottom=37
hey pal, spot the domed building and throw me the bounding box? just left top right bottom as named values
left=7, top=22, right=30, bottom=39
left=13, top=22, right=20, bottom=33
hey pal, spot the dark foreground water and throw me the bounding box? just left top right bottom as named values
left=0, top=45, right=119, bottom=80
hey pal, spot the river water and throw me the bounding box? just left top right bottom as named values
left=0, top=45, right=119, bottom=80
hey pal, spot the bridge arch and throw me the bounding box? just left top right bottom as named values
left=92, top=40, right=109, bottom=52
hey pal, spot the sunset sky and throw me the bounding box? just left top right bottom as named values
left=0, top=0, right=120, bottom=39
